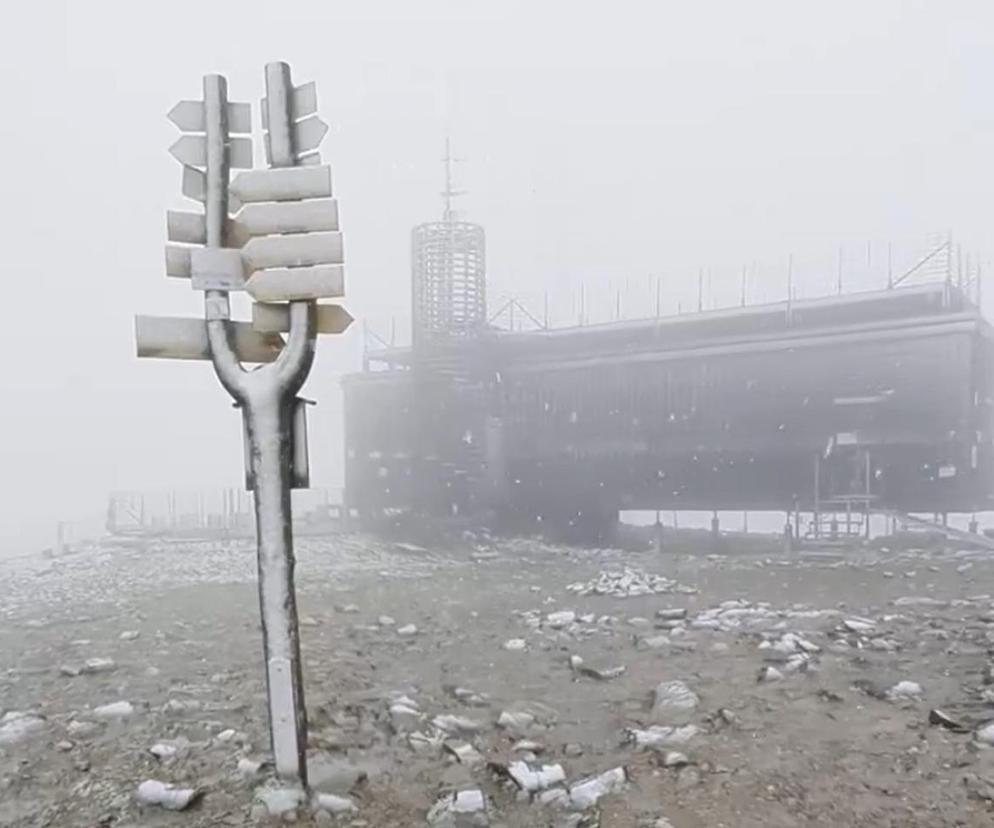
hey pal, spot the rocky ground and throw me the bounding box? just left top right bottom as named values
left=1, top=529, right=994, bottom=827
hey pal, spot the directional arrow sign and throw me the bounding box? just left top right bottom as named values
left=292, top=116, right=327, bottom=154
left=232, top=200, right=338, bottom=244
left=167, top=210, right=205, bottom=245
left=181, top=166, right=206, bottom=203
left=165, top=245, right=192, bottom=278
left=170, top=135, right=253, bottom=169
left=253, top=302, right=353, bottom=334
left=261, top=81, right=317, bottom=128
left=169, top=100, right=252, bottom=134
left=230, top=166, right=331, bottom=203
left=135, top=316, right=283, bottom=363
left=245, top=265, right=344, bottom=302
left=242, top=232, right=342, bottom=271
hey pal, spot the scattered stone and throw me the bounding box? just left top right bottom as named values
left=662, top=751, right=689, bottom=768
left=626, top=725, right=699, bottom=749
left=886, top=681, right=923, bottom=702
left=0, top=712, right=46, bottom=745
left=427, top=789, right=488, bottom=825
left=256, top=785, right=305, bottom=817
left=567, top=568, right=685, bottom=598
left=841, top=618, right=876, bottom=633
left=512, top=739, right=545, bottom=754
left=59, top=664, right=81, bottom=677
left=397, top=624, right=418, bottom=636
left=66, top=720, right=99, bottom=737
left=638, top=635, right=670, bottom=650
left=569, top=655, right=625, bottom=681
left=975, top=722, right=994, bottom=747
left=149, top=740, right=186, bottom=760
left=656, top=608, right=688, bottom=621
left=55, top=740, right=74, bottom=752
left=929, top=709, right=969, bottom=733
left=445, top=741, right=484, bottom=767
left=378, top=615, right=396, bottom=627
left=652, top=681, right=699, bottom=717
left=503, top=639, right=527, bottom=652
left=135, top=780, right=202, bottom=811
left=313, top=792, right=357, bottom=815
left=894, top=597, right=948, bottom=609
left=238, top=758, right=269, bottom=778
left=567, top=766, right=628, bottom=809
left=92, top=701, right=134, bottom=719
left=119, top=630, right=140, bottom=641
left=497, top=710, right=536, bottom=731
left=563, top=743, right=584, bottom=758
left=546, top=611, right=577, bottom=629
left=758, top=666, right=784, bottom=683
left=434, top=714, right=486, bottom=734
left=82, top=657, right=116, bottom=674
left=503, top=760, right=567, bottom=793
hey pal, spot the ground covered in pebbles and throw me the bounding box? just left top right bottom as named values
left=2, top=531, right=994, bottom=827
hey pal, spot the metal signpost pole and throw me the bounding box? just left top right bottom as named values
left=136, top=61, right=351, bottom=789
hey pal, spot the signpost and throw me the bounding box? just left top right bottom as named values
left=135, top=62, right=352, bottom=789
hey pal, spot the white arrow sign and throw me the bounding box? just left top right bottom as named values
left=167, top=211, right=204, bottom=245
left=169, top=100, right=252, bottom=134
left=230, top=166, right=331, bottom=204
left=165, top=245, right=192, bottom=278
left=245, top=265, right=345, bottom=302
left=170, top=135, right=253, bottom=169
left=292, top=116, right=327, bottom=154
left=135, top=315, right=283, bottom=363
left=261, top=81, right=317, bottom=128
left=182, top=166, right=206, bottom=203
left=241, top=232, right=342, bottom=271
left=252, top=302, right=353, bottom=334
left=234, top=200, right=339, bottom=241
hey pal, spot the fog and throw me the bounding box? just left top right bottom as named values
left=2, top=0, right=993, bottom=555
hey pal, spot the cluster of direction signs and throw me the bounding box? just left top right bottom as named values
left=135, top=74, right=352, bottom=364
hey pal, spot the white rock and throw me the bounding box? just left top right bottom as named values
left=238, top=757, right=268, bottom=778
left=886, top=681, right=923, bottom=701
left=119, top=630, right=140, bottom=641
left=638, top=635, right=670, bottom=650
left=503, top=638, right=527, bottom=652
left=545, top=611, right=577, bottom=629
left=627, top=724, right=699, bottom=749
left=427, top=789, right=487, bottom=824
left=83, top=657, right=116, bottom=674
left=498, top=710, right=536, bottom=730
left=975, top=722, right=994, bottom=746
left=0, top=712, right=46, bottom=745
left=507, top=760, right=566, bottom=792
left=66, top=720, right=99, bottom=737
left=397, top=624, right=418, bottom=636
left=314, top=792, right=357, bottom=814
left=256, top=786, right=305, bottom=816
left=93, top=701, right=134, bottom=719
left=135, top=780, right=200, bottom=811
left=444, top=741, right=484, bottom=767
left=841, top=617, right=876, bottom=633
left=759, top=666, right=784, bottom=682
left=663, top=751, right=689, bottom=768
left=378, top=616, right=396, bottom=627
left=568, top=766, right=628, bottom=809
left=433, top=714, right=485, bottom=734
left=653, top=681, right=699, bottom=714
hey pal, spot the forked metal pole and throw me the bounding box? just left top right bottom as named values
left=201, top=64, right=316, bottom=786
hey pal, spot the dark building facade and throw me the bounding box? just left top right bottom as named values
left=344, top=282, right=994, bottom=535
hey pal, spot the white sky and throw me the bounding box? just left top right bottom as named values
left=2, top=1, right=993, bottom=552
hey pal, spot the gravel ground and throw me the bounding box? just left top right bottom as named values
left=1, top=531, right=993, bottom=827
